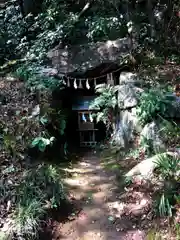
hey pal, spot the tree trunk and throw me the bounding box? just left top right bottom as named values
left=147, top=0, right=155, bottom=38
left=163, top=0, right=173, bottom=62
left=18, top=0, right=25, bottom=17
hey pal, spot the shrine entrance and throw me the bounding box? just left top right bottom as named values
left=72, top=96, right=99, bottom=147
left=60, top=88, right=106, bottom=148
left=53, top=62, right=124, bottom=147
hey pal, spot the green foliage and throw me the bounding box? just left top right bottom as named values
left=0, top=0, right=65, bottom=64
left=31, top=136, right=55, bottom=152
left=0, top=113, right=42, bottom=160
left=126, top=148, right=141, bottom=159
left=1, top=0, right=180, bottom=70
left=14, top=199, right=45, bottom=239
left=85, top=16, right=127, bottom=42
left=37, top=107, right=67, bottom=155
left=14, top=64, right=63, bottom=90
left=13, top=163, right=66, bottom=239
left=1, top=163, right=66, bottom=239
left=29, top=107, right=67, bottom=156
left=48, top=108, right=67, bottom=135
left=3, top=134, right=16, bottom=157
left=0, top=93, right=67, bottom=162
left=157, top=193, right=174, bottom=217
left=0, top=1, right=27, bottom=64
left=155, top=154, right=180, bottom=217
left=160, top=119, right=180, bottom=146
left=137, top=89, right=172, bottom=125
left=0, top=0, right=128, bottom=67
left=156, top=154, right=179, bottom=181
left=140, top=136, right=155, bottom=156
left=90, top=84, right=117, bottom=128
left=147, top=229, right=164, bottom=240
left=17, top=164, right=66, bottom=205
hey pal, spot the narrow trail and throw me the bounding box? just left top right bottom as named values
left=52, top=151, right=147, bottom=240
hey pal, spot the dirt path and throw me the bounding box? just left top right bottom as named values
left=51, top=150, right=150, bottom=240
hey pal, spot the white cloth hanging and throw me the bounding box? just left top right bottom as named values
left=89, top=112, right=93, bottom=122
left=74, top=78, right=77, bottom=89
left=86, top=79, right=90, bottom=89
left=82, top=113, right=86, bottom=122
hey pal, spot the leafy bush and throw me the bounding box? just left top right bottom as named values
left=137, top=89, right=172, bottom=125
left=31, top=136, right=55, bottom=152
left=156, top=154, right=179, bottom=181
left=47, top=108, right=67, bottom=136
left=160, top=119, right=180, bottom=147
left=30, top=107, right=67, bottom=157
left=14, top=64, right=63, bottom=91
left=90, top=84, right=117, bottom=130
left=0, top=0, right=65, bottom=64
left=0, top=112, right=43, bottom=160
left=140, top=136, right=155, bottom=156
left=0, top=96, right=67, bottom=238
left=0, top=82, right=67, bottom=160
left=0, top=1, right=27, bottom=64
left=17, top=164, right=66, bottom=207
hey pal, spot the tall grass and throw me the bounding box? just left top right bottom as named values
left=155, top=154, right=179, bottom=217
left=8, top=163, right=66, bottom=239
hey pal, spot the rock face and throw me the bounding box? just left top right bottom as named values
left=117, top=84, right=138, bottom=109
left=140, top=121, right=165, bottom=153
left=111, top=110, right=133, bottom=147
left=119, top=72, right=139, bottom=85
left=111, top=109, right=140, bottom=147
left=111, top=72, right=142, bottom=148
left=47, top=38, right=136, bottom=74
left=117, top=72, right=143, bottom=109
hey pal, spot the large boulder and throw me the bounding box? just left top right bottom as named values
left=47, top=38, right=136, bottom=74
left=126, top=154, right=161, bottom=179
left=125, top=151, right=179, bottom=180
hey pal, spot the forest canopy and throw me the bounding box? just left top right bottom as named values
left=1, top=0, right=180, bottom=70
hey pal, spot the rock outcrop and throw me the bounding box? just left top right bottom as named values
left=111, top=72, right=142, bottom=148
left=47, top=38, right=136, bottom=74
left=140, top=121, right=165, bottom=153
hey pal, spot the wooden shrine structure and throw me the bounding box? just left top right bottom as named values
left=72, top=96, right=99, bottom=147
